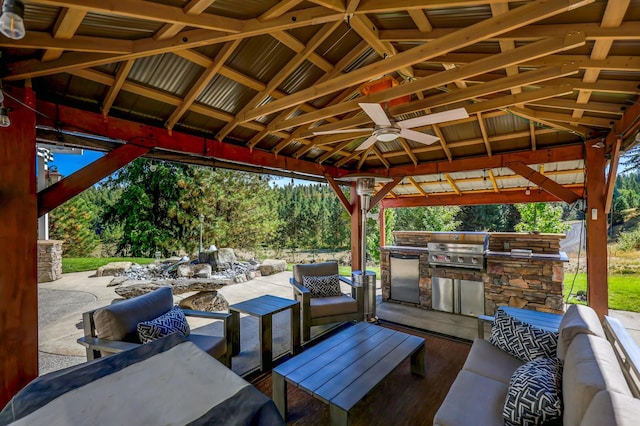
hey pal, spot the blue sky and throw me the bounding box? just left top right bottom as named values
left=50, top=149, right=105, bottom=177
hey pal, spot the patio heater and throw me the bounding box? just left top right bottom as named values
left=353, top=176, right=378, bottom=323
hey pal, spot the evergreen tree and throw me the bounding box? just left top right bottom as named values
left=514, top=203, right=569, bottom=233
left=49, top=190, right=101, bottom=257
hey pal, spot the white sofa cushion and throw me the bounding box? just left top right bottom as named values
left=580, top=390, right=640, bottom=426
left=462, top=338, right=524, bottom=384
left=563, top=334, right=632, bottom=426
left=557, top=304, right=606, bottom=361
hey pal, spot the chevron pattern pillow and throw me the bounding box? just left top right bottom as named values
left=503, top=357, right=563, bottom=426
left=137, top=305, right=190, bottom=344
left=303, top=274, right=342, bottom=297
left=489, top=309, right=558, bottom=362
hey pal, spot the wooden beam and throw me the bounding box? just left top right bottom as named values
left=101, top=59, right=134, bottom=116
left=477, top=113, right=492, bottom=156
left=365, top=144, right=584, bottom=177
left=154, top=0, right=217, bottom=41
left=381, top=187, right=584, bottom=208
left=585, top=142, right=608, bottom=319
left=369, top=177, right=403, bottom=211
left=408, top=177, right=429, bottom=197
left=0, top=90, right=38, bottom=407
left=38, top=143, right=152, bottom=216
left=506, top=161, right=581, bottom=204
left=165, top=39, right=240, bottom=131
left=325, top=174, right=352, bottom=213
left=31, top=0, right=243, bottom=33
left=604, top=137, right=622, bottom=214
left=379, top=207, right=386, bottom=247
left=41, top=8, right=87, bottom=61
left=350, top=184, right=363, bottom=273
left=488, top=170, right=500, bottom=192
left=35, top=101, right=348, bottom=179
left=444, top=173, right=461, bottom=195
left=241, top=0, right=590, bottom=122
left=259, top=0, right=304, bottom=21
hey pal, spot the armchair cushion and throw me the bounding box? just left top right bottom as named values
left=137, top=305, right=191, bottom=344
left=303, top=274, right=342, bottom=297
left=310, top=295, right=358, bottom=318
left=93, top=287, right=173, bottom=343
left=187, top=333, right=228, bottom=360
left=293, top=262, right=339, bottom=284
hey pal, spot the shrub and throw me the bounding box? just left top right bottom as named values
left=618, top=226, right=640, bottom=251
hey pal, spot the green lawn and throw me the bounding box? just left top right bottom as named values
left=564, top=273, right=640, bottom=312
left=62, top=257, right=155, bottom=274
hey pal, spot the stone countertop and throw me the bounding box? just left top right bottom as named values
left=486, top=250, right=569, bottom=262
left=380, top=245, right=429, bottom=252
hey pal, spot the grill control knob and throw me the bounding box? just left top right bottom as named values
left=445, top=255, right=451, bottom=261
left=457, top=256, right=464, bottom=263
left=431, top=255, right=437, bottom=261
left=471, top=257, right=479, bottom=264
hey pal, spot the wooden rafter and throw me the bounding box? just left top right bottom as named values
left=488, top=170, right=500, bottom=193
left=506, top=161, right=581, bottom=204
left=444, top=173, right=461, bottom=195
left=325, top=174, right=352, bottom=212
left=408, top=177, right=429, bottom=197
left=369, top=177, right=404, bottom=211
left=102, top=60, right=134, bottom=117
left=41, top=8, right=86, bottom=62
left=605, top=137, right=622, bottom=214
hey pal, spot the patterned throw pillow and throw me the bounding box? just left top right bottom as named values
left=503, top=357, right=563, bottom=426
left=303, top=274, right=342, bottom=297
left=489, top=309, right=558, bottom=362
left=137, top=305, right=190, bottom=344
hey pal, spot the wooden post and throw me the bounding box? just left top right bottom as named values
left=0, top=91, right=38, bottom=406
left=379, top=207, right=386, bottom=247
left=585, top=142, right=608, bottom=319
left=350, top=183, right=362, bottom=273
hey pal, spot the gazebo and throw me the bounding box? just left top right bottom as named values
left=1, top=0, right=639, bottom=405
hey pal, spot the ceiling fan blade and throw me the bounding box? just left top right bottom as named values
left=355, top=135, right=378, bottom=151
left=398, top=107, right=469, bottom=128
left=359, top=103, right=391, bottom=126
left=399, top=129, right=440, bottom=145
left=312, top=128, right=373, bottom=135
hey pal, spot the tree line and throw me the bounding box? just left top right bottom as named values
left=50, top=159, right=575, bottom=258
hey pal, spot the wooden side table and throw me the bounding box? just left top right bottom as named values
left=229, top=294, right=300, bottom=371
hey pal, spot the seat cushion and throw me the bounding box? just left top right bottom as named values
left=94, top=287, right=174, bottom=343
left=580, top=390, right=640, bottom=426
left=433, top=370, right=508, bottom=426
left=137, top=305, right=191, bottom=344
left=563, top=333, right=632, bottom=426
left=489, top=309, right=558, bottom=362
left=186, top=333, right=227, bottom=360
left=557, top=304, right=606, bottom=361
left=503, top=357, right=563, bottom=426
left=310, top=295, right=358, bottom=318
left=462, top=338, right=524, bottom=384
left=292, top=262, right=339, bottom=284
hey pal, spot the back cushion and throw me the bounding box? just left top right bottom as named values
left=293, top=262, right=339, bottom=284
left=580, top=390, right=640, bottom=426
left=563, top=333, right=632, bottom=426
left=93, top=287, right=174, bottom=343
left=557, top=304, right=606, bottom=361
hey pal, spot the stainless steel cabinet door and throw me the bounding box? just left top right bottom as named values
left=459, top=279, right=485, bottom=317
left=432, top=277, right=454, bottom=313
left=389, top=254, right=420, bottom=304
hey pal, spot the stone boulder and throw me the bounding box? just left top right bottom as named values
left=216, top=248, right=236, bottom=270
left=96, top=262, right=133, bottom=277
left=198, top=250, right=219, bottom=270
left=178, top=291, right=229, bottom=312
left=114, top=277, right=233, bottom=299
left=258, top=259, right=286, bottom=276
left=176, top=264, right=213, bottom=278
left=107, top=276, right=129, bottom=287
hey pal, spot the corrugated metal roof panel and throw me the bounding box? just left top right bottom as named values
left=24, top=4, right=59, bottom=32
left=369, top=12, right=416, bottom=30
left=78, top=11, right=161, bottom=39
left=197, top=74, right=256, bottom=115
left=228, top=35, right=295, bottom=83
left=344, top=48, right=380, bottom=73
left=208, top=0, right=279, bottom=19
left=425, top=5, right=492, bottom=27
left=129, top=54, right=201, bottom=97
left=112, top=90, right=175, bottom=123
left=317, top=24, right=361, bottom=63
left=279, top=61, right=325, bottom=94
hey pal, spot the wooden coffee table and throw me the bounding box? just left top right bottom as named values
left=229, top=294, right=300, bottom=371
left=272, top=322, right=425, bottom=425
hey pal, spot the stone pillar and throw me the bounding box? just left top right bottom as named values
left=37, top=240, right=63, bottom=282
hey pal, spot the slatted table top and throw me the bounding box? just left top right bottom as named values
left=229, top=294, right=299, bottom=316
left=500, top=306, right=563, bottom=332
left=273, top=322, right=425, bottom=412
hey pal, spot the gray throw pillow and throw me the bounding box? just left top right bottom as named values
left=503, top=357, right=563, bottom=426
left=303, top=274, right=342, bottom=297
left=137, top=305, right=190, bottom=344
left=489, top=309, right=558, bottom=362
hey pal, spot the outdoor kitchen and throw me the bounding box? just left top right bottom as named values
left=380, top=231, right=568, bottom=317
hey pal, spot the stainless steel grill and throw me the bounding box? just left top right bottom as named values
left=427, top=232, right=488, bottom=270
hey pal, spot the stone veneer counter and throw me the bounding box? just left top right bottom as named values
left=380, top=232, right=568, bottom=316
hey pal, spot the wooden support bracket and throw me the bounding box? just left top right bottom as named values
left=506, top=161, right=581, bottom=204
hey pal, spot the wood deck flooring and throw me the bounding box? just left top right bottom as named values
left=251, top=321, right=471, bottom=425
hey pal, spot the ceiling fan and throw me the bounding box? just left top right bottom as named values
left=313, top=103, right=469, bottom=151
